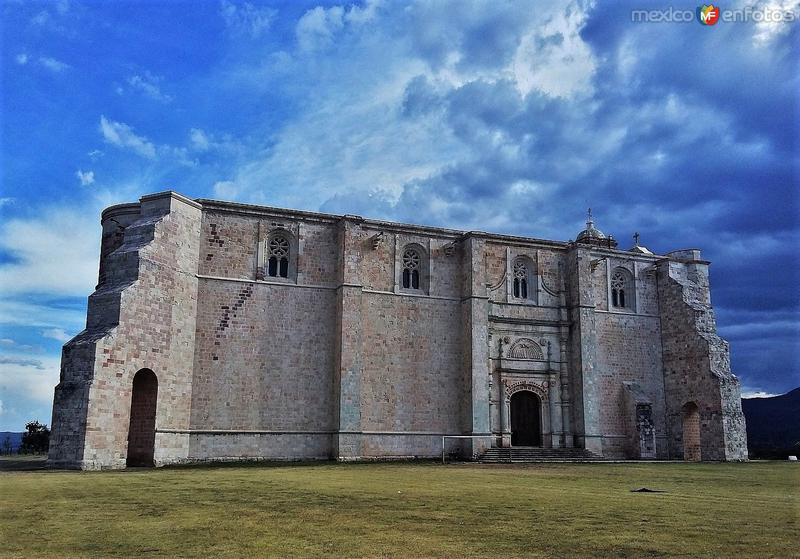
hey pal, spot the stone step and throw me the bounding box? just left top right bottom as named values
left=479, top=447, right=606, bottom=463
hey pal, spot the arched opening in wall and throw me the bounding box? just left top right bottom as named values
left=610, top=267, right=634, bottom=310
left=681, top=401, right=701, bottom=462
left=401, top=246, right=423, bottom=290
left=126, top=368, right=158, bottom=467
left=510, top=256, right=537, bottom=302
left=267, top=233, right=290, bottom=278
left=510, top=391, right=542, bottom=447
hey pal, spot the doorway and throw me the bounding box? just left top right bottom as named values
left=126, top=368, right=158, bottom=467
left=510, top=391, right=542, bottom=446
left=681, top=401, right=701, bottom=461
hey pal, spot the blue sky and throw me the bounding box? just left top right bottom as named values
left=0, top=0, right=798, bottom=431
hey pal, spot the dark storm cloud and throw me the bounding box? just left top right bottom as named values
left=315, top=1, right=799, bottom=393
left=340, top=1, right=799, bottom=392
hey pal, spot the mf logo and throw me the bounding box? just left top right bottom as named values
left=697, top=4, right=720, bottom=25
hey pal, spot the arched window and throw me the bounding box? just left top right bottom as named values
left=402, top=247, right=421, bottom=289
left=611, top=267, right=633, bottom=309
left=267, top=234, right=290, bottom=278
left=512, top=259, right=528, bottom=299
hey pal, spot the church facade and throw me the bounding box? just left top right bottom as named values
left=49, top=191, right=748, bottom=469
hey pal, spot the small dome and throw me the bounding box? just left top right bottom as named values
left=575, top=208, right=617, bottom=248
left=576, top=223, right=607, bottom=241
left=576, top=208, right=607, bottom=241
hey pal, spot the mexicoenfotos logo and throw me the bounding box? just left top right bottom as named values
left=697, top=4, right=720, bottom=25
left=631, top=4, right=798, bottom=24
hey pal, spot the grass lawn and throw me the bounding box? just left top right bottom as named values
left=1, top=459, right=797, bottom=558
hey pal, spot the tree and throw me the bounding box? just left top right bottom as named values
left=19, top=421, right=50, bottom=454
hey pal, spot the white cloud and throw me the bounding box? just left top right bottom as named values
left=0, top=400, right=4, bottom=416
left=212, top=180, right=239, bottom=199
left=42, top=328, right=72, bottom=343
left=0, top=206, right=100, bottom=298
left=295, top=2, right=378, bottom=52
left=741, top=390, right=781, bottom=399
left=187, top=128, right=242, bottom=155
left=159, top=145, right=198, bottom=168
left=0, top=352, right=60, bottom=403
left=0, top=339, right=14, bottom=347
left=512, top=6, right=596, bottom=98
left=98, top=117, right=199, bottom=164
left=752, top=0, right=797, bottom=46
left=221, top=0, right=601, bottom=217
left=15, top=53, right=28, bottom=65
left=39, top=56, right=70, bottom=73
left=0, top=299, right=85, bottom=330
left=76, top=169, right=95, bottom=186
left=189, top=128, right=211, bottom=151
left=296, top=6, right=345, bottom=51
left=0, top=356, right=45, bottom=370
left=0, top=198, right=14, bottom=209
left=99, top=115, right=157, bottom=159
left=220, top=0, right=277, bottom=38
left=126, top=72, right=173, bottom=102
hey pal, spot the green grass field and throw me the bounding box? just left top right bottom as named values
left=1, top=459, right=797, bottom=558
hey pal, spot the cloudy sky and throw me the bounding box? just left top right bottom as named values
left=1, top=0, right=798, bottom=431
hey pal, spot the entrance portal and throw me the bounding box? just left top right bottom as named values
left=681, top=401, right=701, bottom=461
left=510, top=391, right=542, bottom=446
left=126, top=368, right=158, bottom=467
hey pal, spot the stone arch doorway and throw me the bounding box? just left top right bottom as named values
left=510, top=391, right=542, bottom=447
left=126, top=368, right=158, bottom=467
left=682, top=401, right=701, bottom=461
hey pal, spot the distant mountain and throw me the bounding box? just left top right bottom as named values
left=0, top=432, right=23, bottom=452
left=742, top=388, right=800, bottom=459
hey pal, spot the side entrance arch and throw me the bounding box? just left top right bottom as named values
left=681, top=401, right=701, bottom=461
left=126, top=368, right=158, bottom=467
left=510, top=390, right=542, bottom=446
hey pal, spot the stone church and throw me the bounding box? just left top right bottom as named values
left=49, top=191, right=748, bottom=469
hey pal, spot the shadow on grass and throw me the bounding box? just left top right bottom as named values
left=159, top=457, right=447, bottom=471
left=0, top=454, right=49, bottom=472
left=1, top=455, right=453, bottom=474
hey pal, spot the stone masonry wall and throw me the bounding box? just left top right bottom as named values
left=594, top=312, right=666, bottom=458
left=188, top=210, right=339, bottom=460
left=188, top=279, right=337, bottom=460
left=592, top=257, right=667, bottom=459
left=50, top=192, right=747, bottom=466
left=658, top=252, right=748, bottom=460
left=353, top=225, right=470, bottom=457
left=359, top=293, right=466, bottom=456
left=49, top=192, right=202, bottom=469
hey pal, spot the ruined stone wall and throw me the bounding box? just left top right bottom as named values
left=49, top=192, right=202, bottom=469
left=658, top=251, right=748, bottom=460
